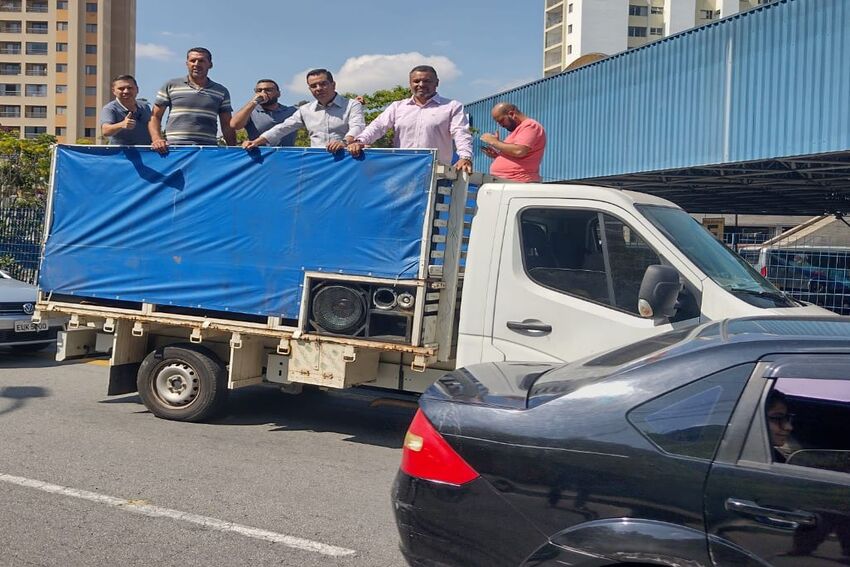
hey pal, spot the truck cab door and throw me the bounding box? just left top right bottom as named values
left=489, top=199, right=701, bottom=363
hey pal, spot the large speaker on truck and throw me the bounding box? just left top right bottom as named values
left=304, top=277, right=417, bottom=343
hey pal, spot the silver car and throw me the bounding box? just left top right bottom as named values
left=0, top=271, right=64, bottom=352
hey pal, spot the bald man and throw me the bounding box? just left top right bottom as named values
left=480, top=103, right=546, bottom=182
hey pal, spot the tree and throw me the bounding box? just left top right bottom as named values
left=0, top=132, right=55, bottom=206
left=344, top=85, right=411, bottom=148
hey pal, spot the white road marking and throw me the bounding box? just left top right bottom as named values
left=0, top=473, right=356, bottom=558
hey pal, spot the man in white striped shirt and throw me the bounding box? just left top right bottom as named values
left=149, top=47, right=236, bottom=153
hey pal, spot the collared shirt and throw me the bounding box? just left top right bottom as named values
left=262, top=94, right=365, bottom=147
left=154, top=76, right=233, bottom=145
left=245, top=104, right=297, bottom=146
left=355, top=94, right=472, bottom=164
left=100, top=99, right=152, bottom=145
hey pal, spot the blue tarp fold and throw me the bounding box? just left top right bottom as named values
left=39, top=146, right=435, bottom=318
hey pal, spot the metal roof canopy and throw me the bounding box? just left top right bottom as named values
left=466, top=0, right=850, bottom=215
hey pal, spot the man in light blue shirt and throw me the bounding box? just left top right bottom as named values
left=242, top=69, right=364, bottom=153
left=230, top=79, right=297, bottom=146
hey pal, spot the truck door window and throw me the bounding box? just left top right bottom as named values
left=520, top=208, right=663, bottom=316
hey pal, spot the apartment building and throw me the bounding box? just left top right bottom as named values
left=544, top=0, right=770, bottom=76
left=0, top=0, right=134, bottom=142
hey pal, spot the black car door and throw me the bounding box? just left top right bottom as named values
left=704, top=355, right=850, bottom=566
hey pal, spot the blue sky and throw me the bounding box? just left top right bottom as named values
left=133, top=1, right=543, bottom=109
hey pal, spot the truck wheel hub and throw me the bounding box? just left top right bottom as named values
left=154, top=363, right=199, bottom=406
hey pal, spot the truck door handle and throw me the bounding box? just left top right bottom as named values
left=506, top=319, right=552, bottom=335
left=725, top=498, right=817, bottom=530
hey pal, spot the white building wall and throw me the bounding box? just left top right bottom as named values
left=568, top=0, right=629, bottom=68
left=665, top=0, right=697, bottom=34
left=717, top=0, right=740, bottom=18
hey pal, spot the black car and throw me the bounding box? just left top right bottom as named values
left=392, top=317, right=850, bottom=567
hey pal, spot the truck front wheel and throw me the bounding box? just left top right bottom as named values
left=137, top=344, right=228, bottom=422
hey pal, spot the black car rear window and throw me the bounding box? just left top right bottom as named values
left=628, top=364, right=753, bottom=460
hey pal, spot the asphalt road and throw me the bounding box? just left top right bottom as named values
left=0, top=350, right=417, bottom=567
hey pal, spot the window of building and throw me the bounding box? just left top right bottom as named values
left=0, top=83, right=20, bottom=96
left=55, top=62, right=66, bottom=72
left=567, top=24, right=573, bottom=33
left=83, top=127, right=96, bottom=137
left=84, top=106, right=95, bottom=117
left=24, top=83, right=45, bottom=96
left=629, top=4, right=648, bottom=16
left=25, top=62, right=46, bottom=76
left=545, top=27, right=562, bottom=48
left=56, top=0, right=67, bottom=7
left=650, top=27, right=663, bottom=35
left=85, top=44, right=96, bottom=54
left=25, top=1, right=46, bottom=12
left=0, top=1, right=21, bottom=12
left=25, top=104, right=45, bottom=118
left=0, top=19, right=20, bottom=32
left=54, top=126, right=65, bottom=136
left=54, top=83, right=65, bottom=93
left=25, top=41, right=46, bottom=54
left=26, top=20, right=47, bottom=33
left=545, top=0, right=561, bottom=7
left=629, top=365, right=753, bottom=460
left=84, top=85, right=96, bottom=95
left=0, top=41, right=21, bottom=54
left=54, top=104, right=64, bottom=114
left=0, top=104, right=19, bottom=117
left=544, top=47, right=562, bottom=69
left=55, top=41, right=66, bottom=52
left=701, top=9, right=715, bottom=19
left=519, top=208, right=664, bottom=316
left=567, top=44, right=572, bottom=54
left=651, top=6, right=663, bottom=14
left=545, top=7, right=563, bottom=28
left=84, top=65, right=96, bottom=75
left=628, top=26, right=648, bottom=37
left=85, top=2, right=96, bottom=12
left=0, top=63, right=19, bottom=75
left=85, top=23, right=95, bottom=32
left=23, top=125, right=45, bottom=138
left=568, top=3, right=573, bottom=13
left=56, top=20, right=67, bottom=30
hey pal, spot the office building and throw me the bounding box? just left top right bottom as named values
left=0, top=0, right=135, bottom=142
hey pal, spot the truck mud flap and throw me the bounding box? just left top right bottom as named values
left=108, top=363, right=141, bottom=395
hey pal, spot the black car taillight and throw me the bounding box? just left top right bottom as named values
left=400, top=410, right=479, bottom=486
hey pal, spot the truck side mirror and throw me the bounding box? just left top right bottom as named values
left=638, top=265, right=682, bottom=319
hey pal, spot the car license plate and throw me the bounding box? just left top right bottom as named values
left=14, top=320, right=48, bottom=333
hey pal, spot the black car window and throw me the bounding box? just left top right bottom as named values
left=628, top=364, right=753, bottom=460
left=767, top=378, right=850, bottom=474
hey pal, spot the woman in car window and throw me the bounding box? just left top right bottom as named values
left=766, top=390, right=794, bottom=462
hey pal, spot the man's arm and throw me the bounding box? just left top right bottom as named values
left=480, top=133, right=531, bottom=158
left=101, top=108, right=135, bottom=138
left=345, top=99, right=366, bottom=141
left=149, top=104, right=168, bottom=153
left=243, top=109, right=304, bottom=150
left=219, top=112, right=237, bottom=146
left=230, top=99, right=259, bottom=131
left=347, top=104, right=394, bottom=157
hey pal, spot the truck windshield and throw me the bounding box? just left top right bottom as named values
left=638, top=205, right=797, bottom=308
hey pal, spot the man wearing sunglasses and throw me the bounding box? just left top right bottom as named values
left=230, top=79, right=297, bottom=146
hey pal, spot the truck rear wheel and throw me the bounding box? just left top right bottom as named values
left=137, top=344, right=227, bottom=422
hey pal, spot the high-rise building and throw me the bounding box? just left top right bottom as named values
left=0, top=0, right=135, bottom=142
left=544, top=0, right=771, bottom=76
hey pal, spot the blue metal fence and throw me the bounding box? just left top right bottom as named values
left=0, top=206, right=44, bottom=284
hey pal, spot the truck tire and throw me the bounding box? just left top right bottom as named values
left=137, top=344, right=228, bottom=422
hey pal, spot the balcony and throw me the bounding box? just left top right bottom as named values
left=0, top=2, right=21, bottom=12
left=0, top=88, right=20, bottom=96
left=0, top=106, right=19, bottom=117
left=0, top=22, right=21, bottom=32
left=25, top=109, right=46, bottom=118
left=0, top=65, right=19, bottom=75
left=25, top=65, right=45, bottom=76
left=0, top=46, right=20, bottom=54
left=26, top=23, right=47, bottom=33
left=25, top=2, right=47, bottom=13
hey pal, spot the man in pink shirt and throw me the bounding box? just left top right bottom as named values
left=481, top=103, right=546, bottom=182
left=347, top=65, right=473, bottom=173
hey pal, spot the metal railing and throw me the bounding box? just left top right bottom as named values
left=0, top=205, right=43, bottom=283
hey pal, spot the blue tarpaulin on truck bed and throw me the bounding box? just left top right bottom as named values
left=39, top=145, right=436, bottom=318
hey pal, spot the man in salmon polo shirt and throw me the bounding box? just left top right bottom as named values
left=480, top=102, right=546, bottom=182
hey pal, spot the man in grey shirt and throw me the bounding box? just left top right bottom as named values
left=230, top=79, right=297, bottom=146
left=242, top=69, right=364, bottom=153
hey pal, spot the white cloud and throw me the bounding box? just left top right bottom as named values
left=286, top=52, right=461, bottom=96
left=136, top=43, right=175, bottom=61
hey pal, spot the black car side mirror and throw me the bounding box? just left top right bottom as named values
left=638, top=265, right=682, bottom=319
